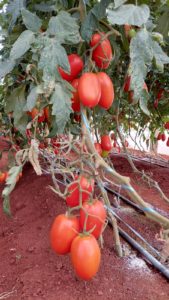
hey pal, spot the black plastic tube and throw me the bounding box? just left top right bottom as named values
left=117, top=226, right=169, bottom=280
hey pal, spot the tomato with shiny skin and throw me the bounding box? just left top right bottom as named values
left=80, top=199, right=106, bottom=239
left=161, top=133, right=166, bottom=142
left=71, top=79, right=80, bottom=112
left=78, top=73, right=101, bottom=108
left=50, top=214, right=80, bottom=255
left=94, top=143, right=102, bottom=156
left=58, top=54, right=84, bottom=82
left=97, top=72, right=114, bottom=109
left=90, top=33, right=113, bottom=69
left=101, top=135, right=112, bottom=151
left=0, top=172, right=6, bottom=183
left=71, top=234, right=101, bottom=280
left=66, top=175, right=94, bottom=207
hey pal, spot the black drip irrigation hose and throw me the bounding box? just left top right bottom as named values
left=109, top=221, right=169, bottom=280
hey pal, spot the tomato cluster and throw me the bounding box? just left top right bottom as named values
left=94, top=134, right=112, bottom=158
left=50, top=174, right=107, bottom=280
left=27, top=107, right=50, bottom=123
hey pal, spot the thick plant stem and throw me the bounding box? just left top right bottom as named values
left=81, top=108, right=169, bottom=229
left=97, top=176, right=123, bottom=257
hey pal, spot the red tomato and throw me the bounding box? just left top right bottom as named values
left=66, top=175, right=94, bottom=207
left=58, top=54, right=84, bottom=82
left=110, top=133, right=116, bottom=140
left=78, top=73, right=101, bottom=108
left=44, top=107, right=49, bottom=121
left=94, top=143, right=102, bottom=156
left=74, top=114, right=81, bottom=122
left=157, top=133, right=162, bottom=141
left=97, top=72, right=114, bottom=109
left=101, top=135, right=112, bottom=151
left=71, top=234, right=101, bottom=280
left=71, top=79, right=80, bottom=112
left=50, top=214, right=79, bottom=255
left=167, top=138, right=169, bottom=147
left=123, top=76, right=131, bottom=92
left=164, top=122, right=169, bottom=130
left=157, top=88, right=164, bottom=100
left=80, top=199, right=106, bottom=239
left=161, top=133, right=166, bottom=142
left=30, top=108, right=46, bottom=122
left=90, top=33, right=113, bottom=69
left=0, top=172, right=6, bottom=183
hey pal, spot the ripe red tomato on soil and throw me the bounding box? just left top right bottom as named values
left=80, top=199, right=107, bottom=239
left=58, top=54, right=84, bottom=82
left=90, top=33, right=113, bottom=69
left=94, top=143, right=102, bottom=156
left=71, top=234, right=101, bottom=280
left=66, top=175, right=94, bottom=207
left=78, top=73, right=101, bottom=108
left=101, top=135, right=112, bottom=152
left=97, top=72, right=114, bottom=109
left=50, top=214, right=80, bottom=255
left=71, top=79, right=80, bottom=112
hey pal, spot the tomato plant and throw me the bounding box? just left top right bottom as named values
left=50, top=214, right=79, bottom=255
left=71, top=234, right=101, bottom=280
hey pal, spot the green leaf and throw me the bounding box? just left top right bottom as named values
left=34, top=2, right=57, bottom=12
left=2, top=165, right=22, bottom=216
left=0, top=59, right=16, bottom=80
left=6, top=0, right=26, bottom=31
left=26, top=86, right=39, bottom=111
left=10, top=30, right=35, bottom=60
left=81, top=0, right=112, bottom=41
left=5, top=85, right=28, bottom=135
left=50, top=83, right=72, bottom=133
left=21, top=9, right=42, bottom=33
left=130, top=28, right=169, bottom=115
left=39, top=37, right=70, bottom=82
left=114, top=0, right=127, bottom=8
left=156, top=10, right=169, bottom=39
left=47, top=11, right=80, bottom=44
left=107, top=4, right=150, bottom=26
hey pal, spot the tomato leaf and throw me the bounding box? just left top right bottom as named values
left=47, top=11, right=80, bottom=44
left=114, top=0, right=127, bottom=9
left=38, top=37, right=70, bottom=84
left=34, top=2, right=57, bottom=12
left=156, top=9, right=169, bottom=39
left=10, top=30, right=35, bottom=60
left=107, top=4, right=150, bottom=26
left=50, top=83, right=72, bottom=133
left=81, top=0, right=112, bottom=41
left=5, top=85, right=28, bottom=135
left=2, top=165, right=22, bottom=216
left=21, top=9, right=42, bottom=33
left=6, top=0, right=26, bottom=31
left=26, top=86, right=39, bottom=111
left=0, top=59, right=16, bottom=80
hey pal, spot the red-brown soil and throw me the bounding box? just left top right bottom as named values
left=0, top=151, right=169, bottom=299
